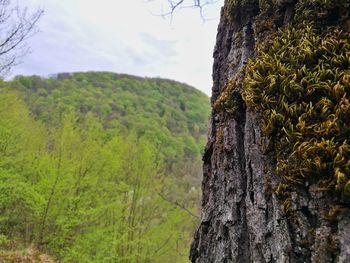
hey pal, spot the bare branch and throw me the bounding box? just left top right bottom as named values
left=0, top=1, right=43, bottom=76
left=146, top=0, right=221, bottom=21
left=158, top=192, right=199, bottom=219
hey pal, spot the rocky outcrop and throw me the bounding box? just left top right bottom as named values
left=190, top=1, right=350, bottom=262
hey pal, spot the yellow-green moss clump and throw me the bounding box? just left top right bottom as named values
left=223, top=0, right=259, bottom=20
left=242, top=24, right=350, bottom=205
left=223, top=0, right=350, bottom=29
left=214, top=78, right=240, bottom=116
left=295, top=0, right=350, bottom=25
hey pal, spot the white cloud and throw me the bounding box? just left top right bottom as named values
left=14, top=0, right=222, bottom=95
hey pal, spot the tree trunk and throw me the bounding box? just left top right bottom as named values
left=190, top=1, right=350, bottom=262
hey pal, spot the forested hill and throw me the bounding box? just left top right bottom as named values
left=0, top=72, right=210, bottom=262
left=13, top=72, right=210, bottom=165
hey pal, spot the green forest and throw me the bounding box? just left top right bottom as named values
left=0, top=72, right=210, bottom=262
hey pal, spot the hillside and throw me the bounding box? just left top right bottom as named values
left=13, top=72, right=209, bottom=164
left=0, top=72, right=210, bottom=262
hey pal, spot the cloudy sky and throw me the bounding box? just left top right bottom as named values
left=13, top=0, right=223, bottom=95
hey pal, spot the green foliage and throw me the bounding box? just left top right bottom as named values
left=12, top=72, right=210, bottom=164
left=0, top=73, right=210, bottom=262
left=242, top=24, right=350, bottom=207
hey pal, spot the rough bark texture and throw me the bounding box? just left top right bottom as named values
left=190, top=2, right=350, bottom=262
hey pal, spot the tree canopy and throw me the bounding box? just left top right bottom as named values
left=0, top=72, right=211, bottom=262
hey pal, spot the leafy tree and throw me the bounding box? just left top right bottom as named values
left=0, top=73, right=209, bottom=262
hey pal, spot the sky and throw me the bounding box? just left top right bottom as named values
left=13, top=0, right=223, bottom=96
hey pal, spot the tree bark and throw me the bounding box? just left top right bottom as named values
left=190, top=1, right=350, bottom=262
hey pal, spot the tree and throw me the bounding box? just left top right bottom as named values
left=190, top=0, right=350, bottom=262
left=0, top=0, right=43, bottom=76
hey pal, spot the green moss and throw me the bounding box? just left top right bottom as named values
left=295, top=0, right=350, bottom=25
left=223, top=0, right=259, bottom=20
left=242, top=24, right=350, bottom=206
left=223, top=0, right=350, bottom=33
left=215, top=127, right=225, bottom=153
left=214, top=79, right=239, bottom=114
left=220, top=0, right=350, bottom=214
left=275, top=183, right=292, bottom=214
left=224, top=0, right=258, bottom=6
